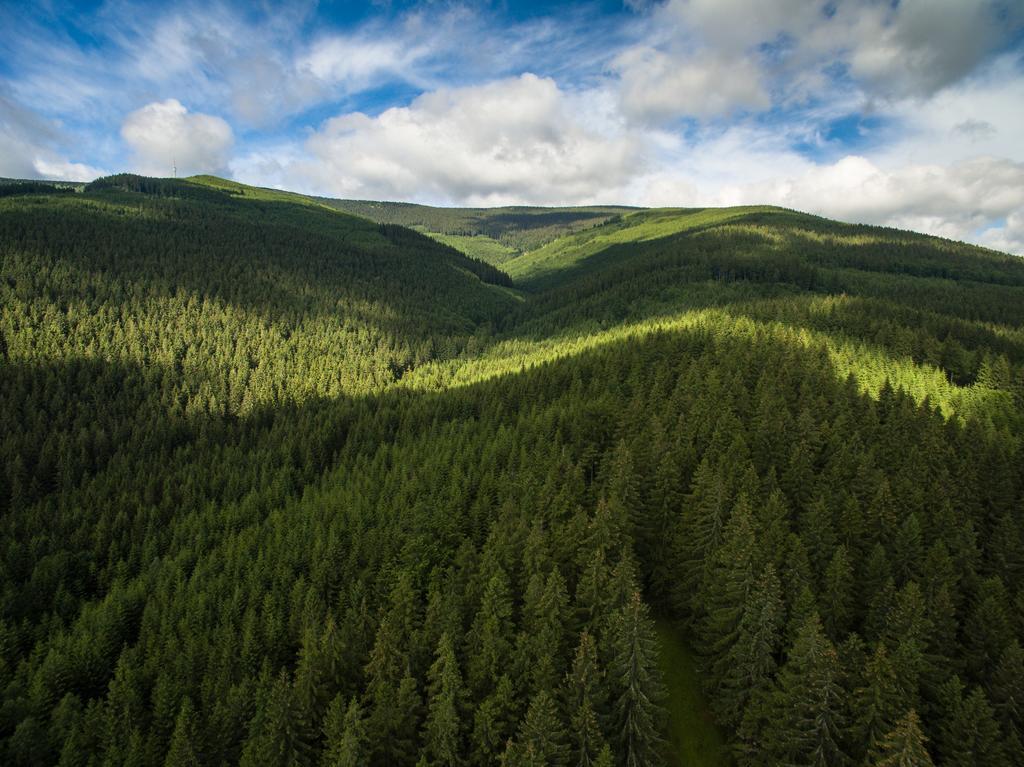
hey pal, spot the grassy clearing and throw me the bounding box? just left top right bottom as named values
left=656, top=619, right=733, bottom=767
left=426, top=232, right=520, bottom=265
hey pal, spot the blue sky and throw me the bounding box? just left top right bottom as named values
left=2, top=0, right=1024, bottom=252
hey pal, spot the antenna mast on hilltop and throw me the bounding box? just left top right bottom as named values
left=173, top=158, right=177, bottom=178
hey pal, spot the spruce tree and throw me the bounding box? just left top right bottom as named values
left=504, top=690, right=569, bottom=767
left=164, top=698, right=201, bottom=767
left=767, top=614, right=848, bottom=766
left=873, top=710, right=934, bottom=767
left=854, top=644, right=904, bottom=764
left=608, top=592, right=665, bottom=767
left=424, top=633, right=464, bottom=766
left=321, top=696, right=364, bottom=767
left=563, top=631, right=607, bottom=767
left=935, top=676, right=1008, bottom=767
left=472, top=675, right=517, bottom=765
left=717, top=564, right=783, bottom=730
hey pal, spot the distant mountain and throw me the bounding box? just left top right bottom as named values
left=1, top=174, right=1022, bottom=767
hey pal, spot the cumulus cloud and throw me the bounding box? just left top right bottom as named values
left=662, top=0, right=819, bottom=53
left=979, top=212, right=1024, bottom=255
left=266, top=74, right=642, bottom=206
left=841, top=0, right=1009, bottom=99
left=121, top=99, right=233, bottom=176
left=614, top=0, right=1020, bottom=123
left=614, top=47, right=769, bottom=121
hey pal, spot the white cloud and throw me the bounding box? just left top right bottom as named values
left=662, top=0, right=819, bottom=53
left=737, top=155, right=1024, bottom=236
left=0, top=93, right=106, bottom=180
left=31, top=157, right=107, bottom=182
left=979, top=212, right=1024, bottom=255
left=841, top=0, right=1008, bottom=99
left=615, top=0, right=1021, bottom=123
left=300, top=36, right=414, bottom=86
left=121, top=99, right=233, bottom=177
left=614, top=47, right=769, bottom=121
left=251, top=74, right=642, bottom=206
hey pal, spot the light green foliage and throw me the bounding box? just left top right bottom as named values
left=506, top=206, right=781, bottom=284
left=426, top=232, right=520, bottom=266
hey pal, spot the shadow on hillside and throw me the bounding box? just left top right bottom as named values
left=0, top=191, right=516, bottom=358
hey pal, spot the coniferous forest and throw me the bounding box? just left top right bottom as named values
left=2, top=174, right=1024, bottom=766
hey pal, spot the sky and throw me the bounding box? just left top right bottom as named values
left=2, top=1, right=1024, bottom=254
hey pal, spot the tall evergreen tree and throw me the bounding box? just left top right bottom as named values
left=608, top=592, right=665, bottom=767
left=872, top=710, right=934, bottom=767
left=767, top=614, right=848, bottom=766
left=164, top=698, right=201, bottom=767
left=424, top=633, right=465, bottom=766
left=321, top=696, right=365, bottom=767
left=504, top=690, right=569, bottom=767
left=563, top=631, right=607, bottom=767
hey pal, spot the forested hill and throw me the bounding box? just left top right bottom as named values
left=323, top=197, right=635, bottom=264
left=2, top=174, right=1024, bottom=767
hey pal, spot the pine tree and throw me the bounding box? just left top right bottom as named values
left=854, top=644, right=904, bottom=764
left=935, top=676, right=1008, bottom=767
left=240, top=670, right=314, bottom=767
left=472, top=675, right=517, bottom=765
left=608, top=591, right=666, bottom=767
left=504, top=689, right=569, bottom=767
left=563, top=631, right=607, bottom=767
left=164, top=697, right=201, bottom=767
left=519, top=569, right=570, bottom=694
left=701, top=494, right=758, bottom=696
left=872, top=710, right=934, bottom=767
left=767, top=614, right=848, bottom=766
left=321, top=695, right=365, bottom=767
left=820, top=545, right=854, bottom=638
left=424, top=633, right=464, bottom=766
left=673, top=457, right=731, bottom=618
left=468, top=566, right=515, bottom=696
left=988, top=639, right=1024, bottom=765
left=717, top=564, right=783, bottom=730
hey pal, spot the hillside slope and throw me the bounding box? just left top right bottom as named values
left=324, top=197, right=634, bottom=266
left=1, top=176, right=1023, bottom=767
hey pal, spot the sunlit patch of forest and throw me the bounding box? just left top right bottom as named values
left=1, top=174, right=1023, bottom=766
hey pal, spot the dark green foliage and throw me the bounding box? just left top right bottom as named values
left=564, top=631, right=607, bottom=767
left=0, top=180, right=76, bottom=197
left=766, top=615, right=847, bottom=766
left=164, top=698, right=202, bottom=767
left=423, top=633, right=464, bottom=766
left=609, top=592, right=666, bottom=767
left=935, top=676, right=1008, bottom=767
left=505, top=689, right=569, bottom=767
left=2, top=176, right=1024, bottom=765
left=321, top=695, right=365, bottom=767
